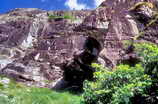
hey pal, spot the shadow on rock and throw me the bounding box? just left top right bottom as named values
left=52, top=36, right=102, bottom=93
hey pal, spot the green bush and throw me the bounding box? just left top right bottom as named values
left=135, top=42, right=158, bottom=78
left=132, top=42, right=158, bottom=103
left=81, top=64, right=152, bottom=104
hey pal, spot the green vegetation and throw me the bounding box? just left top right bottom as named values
left=48, top=12, right=76, bottom=20
left=122, top=40, right=134, bottom=49
left=81, top=42, right=158, bottom=104
left=0, top=77, right=81, bottom=104
left=81, top=64, right=152, bottom=104
left=0, top=42, right=158, bottom=104
left=135, top=42, right=158, bottom=78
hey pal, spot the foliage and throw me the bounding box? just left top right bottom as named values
left=48, top=12, right=76, bottom=20
left=0, top=77, right=81, bottom=104
left=122, top=40, right=134, bottom=49
left=135, top=42, right=158, bottom=62
left=134, top=42, right=158, bottom=78
left=81, top=64, right=152, bottom=104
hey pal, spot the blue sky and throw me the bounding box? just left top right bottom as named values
left=0, top=0, right=104, bottom=13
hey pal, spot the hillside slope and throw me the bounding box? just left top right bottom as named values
left=0, top=0, right=158, bottom=87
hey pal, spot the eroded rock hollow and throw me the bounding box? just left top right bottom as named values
left=52, top=36, right=102, bottom=91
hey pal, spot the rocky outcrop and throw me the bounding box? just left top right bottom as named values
left=52, top=37, right=102, bottom=91
left=82, top=0, right=158, bottom=66
left=0, top=9, right=92, bottom=87
left=0, top=0, right=158, bottom=87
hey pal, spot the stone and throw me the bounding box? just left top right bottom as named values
left=0, top=0, right=157, bottom=88
left=0, top=78, right=10, bottom=85
left=52, top=37, right=102, bottom=91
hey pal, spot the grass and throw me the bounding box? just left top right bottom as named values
left=0, top=77, right=81, bottom=104
left=48, top=12, right=76, bottom=21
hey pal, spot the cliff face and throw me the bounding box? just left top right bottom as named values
left=0, top=0, right=158, bottom=87
left=0, top=8, right=93, bottom=87
left=83, top=0, right=158, bottom=66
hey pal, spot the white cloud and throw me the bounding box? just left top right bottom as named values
left=94, top=0, right=104, bottom=7
left=65, top=0, right=89, bottom=10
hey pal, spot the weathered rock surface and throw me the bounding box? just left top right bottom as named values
left=0, top=0, right=158, bottom=87
left=52, top=37, right=102, bottom=91
left=0, top=9, right=92, bottom=87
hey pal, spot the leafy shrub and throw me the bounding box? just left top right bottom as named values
left=81, top=64, right=152, bottom=104
left=134, top=42, right=158, bottom=78
left=132, top=42, right=158, bottom=103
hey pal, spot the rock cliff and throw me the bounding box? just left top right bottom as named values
left=0, top=0, right=158, bottom=87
